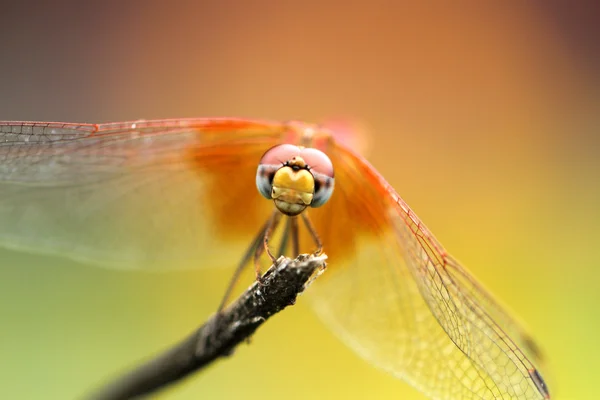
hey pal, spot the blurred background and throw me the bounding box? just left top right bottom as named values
left=0, top=1, right=598, bottom=399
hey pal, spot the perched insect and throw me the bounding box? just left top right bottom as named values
left=0, top=119, right=550, bottom=400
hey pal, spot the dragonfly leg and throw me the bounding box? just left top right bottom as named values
left=215, top=218, right=269, bottom=315
left=290, top=216, right=300, bottom=256
left=254, top=210, right=282, bottom=283
left=276, top=218, right=291, bottom=258
left=301, top=212, right=322, bottom=256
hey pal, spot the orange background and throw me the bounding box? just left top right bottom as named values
left=0, top=2, right=598, bottom=399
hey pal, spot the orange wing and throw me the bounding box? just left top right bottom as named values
left=0, top=119, right=284, bottom=269
left=302, top=135, right=550, bottom=399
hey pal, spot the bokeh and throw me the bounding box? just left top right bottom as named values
left=0, top=2, right=598, bottom=399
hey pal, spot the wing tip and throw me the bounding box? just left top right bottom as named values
left=529, top=368, right=550, bottom=399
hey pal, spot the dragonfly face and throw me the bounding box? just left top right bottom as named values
left=256, top=144, right=335, bottom=216
left=0, top=118, right=551, bottom=400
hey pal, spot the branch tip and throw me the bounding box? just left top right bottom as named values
left=89, top=253, right=327, bottom=400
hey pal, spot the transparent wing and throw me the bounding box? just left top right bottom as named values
left=305, top=140, right=550, bottom=400
left=0, top=119, right=285, bottom=269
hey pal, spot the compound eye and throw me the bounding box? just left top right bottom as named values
left=299, top=148, right=335, bottom=208
left=311, top=175, right=334, bottom=207
left=256, top=144, right=302, bottom=199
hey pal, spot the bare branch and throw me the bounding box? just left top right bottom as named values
left=88, top=254, right=327, bottom=400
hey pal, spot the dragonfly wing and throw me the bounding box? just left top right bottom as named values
left=0, top=119, right=284, bottom=269
left=440, top=254, right=547, bottom=368
left=305, top=140, right=549, bottom=400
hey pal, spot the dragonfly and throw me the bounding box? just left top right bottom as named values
left=0, top=118, right=550, bottom=400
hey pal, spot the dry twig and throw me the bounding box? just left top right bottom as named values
left=89, top=254, right=327, bottom=400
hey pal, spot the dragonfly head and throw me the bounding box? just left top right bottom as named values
left=270, top=156, right=314, bottom=216
left=256, top=144, right=335, bottom=216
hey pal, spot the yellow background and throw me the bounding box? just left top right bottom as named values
left=1, top=2, right=598, bottom=399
